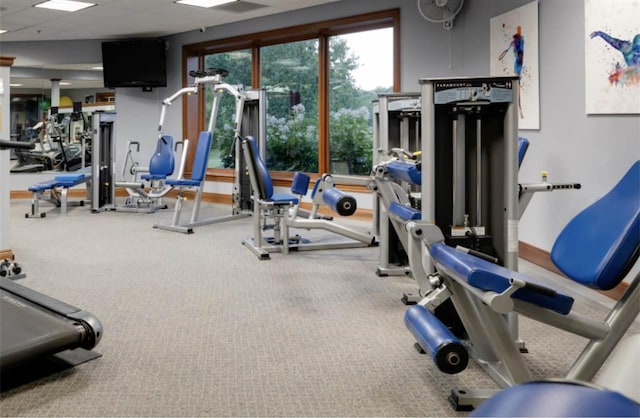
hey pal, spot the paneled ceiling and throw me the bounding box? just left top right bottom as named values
left=1, top=0, right=341, bottom=89
left=0, top=0, right=341, bottom=42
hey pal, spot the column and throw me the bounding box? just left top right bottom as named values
left=0, top=56, right=15, bottom=259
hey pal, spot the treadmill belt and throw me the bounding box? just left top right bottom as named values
left=0, top=290, right=82, bottom=369
left=0, top=278, right=102, bottom=391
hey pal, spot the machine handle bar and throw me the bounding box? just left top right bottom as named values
left=552, top=183, right=581, bottom=190
left=510, top=277, right=557, bottom=298
left=456, top=245, right=499, bottom=264
left=0, top=139, right=35, bottom=150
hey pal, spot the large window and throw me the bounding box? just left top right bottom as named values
left=183, top=10, right=399, bottom=183
left=261, top=40, right=319, bottom=173
left=204, top=50, right=252, bottom=168
left=329, top=28, right=393, bottom=175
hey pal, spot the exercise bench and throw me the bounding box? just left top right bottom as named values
left=26, top=170, right=92, bottom=218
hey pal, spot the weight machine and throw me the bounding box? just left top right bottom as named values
left=404, top=160, right=639, bottom=411
left=91, top=111, right=116, bottom=212
left=112, top=137, right=187, bottom=213
left=241, top=136, right=377, bottom=260
left=154, top=69, right=265, bottom=234
left=112, top=84, right=189, bottom=214
left=416, top=76, right=523, bottom=342
left=372, top=93, right=422, bottom=277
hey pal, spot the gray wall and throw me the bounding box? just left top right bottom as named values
left=3, top=0, right=639, bottom=252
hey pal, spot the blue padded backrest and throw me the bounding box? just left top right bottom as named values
left=518, top=137, right=529, bottom=167
left=246, top=136, right=273, bottom=200
left=551, top=161, right=640, bottom=290
left=148, top=135, right=174, bottom=176
left=191, top=131, right=213, bottom=182
left=291, top=172, right=310, bottom=196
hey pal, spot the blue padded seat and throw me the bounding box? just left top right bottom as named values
left=166, top=131, right=212, bottom=188
left=54, top=173, right=85, bottom=186
left=471, top=381, right=640, bottom=417
left=28, top=179, right=59, bottom=192
left=271, top=193, right=299, bottom=204
left=430, top=242, right=574, bottom=315
left=244, top=136, right=298, bottom=205
left=141, top=135, right=174, bottom=181
left=386, top=161, right=421, bottom=185
left=389, top=202, right=421, bottom=221
left=551, top=161, right=640, bottom=290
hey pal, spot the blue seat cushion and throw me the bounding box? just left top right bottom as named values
left=54, top=173, right=85, bottom=186
left=166, top=179, right=201, bottom=187
left=386, top=161, right=421, bottom=185
left=28, top=180, right=59, bottom=192
left=389, top=202, right=421, bottom=221
left=141, top=174, right=168, bottom=181
left=471, top=381, right=640, bottom=417
left=271, top=193, right=298, bottom=205
left=430, top=242, right=574, bottom=315
left=551, top=161, right=640, bottom=290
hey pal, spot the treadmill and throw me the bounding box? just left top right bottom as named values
left=0, top=139, right=103, bottom=391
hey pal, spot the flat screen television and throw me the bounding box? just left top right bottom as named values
left=101, top=39, right=167, bottom=89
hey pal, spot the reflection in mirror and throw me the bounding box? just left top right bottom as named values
left=9, top=64, right=115, bottom=173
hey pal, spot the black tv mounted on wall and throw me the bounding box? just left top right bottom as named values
left=101, top=38, right=167, bottom=89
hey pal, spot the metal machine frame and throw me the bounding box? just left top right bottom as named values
left=154, top=69, right=266, bottom=234
left=372, top=93, right=422, bottom=278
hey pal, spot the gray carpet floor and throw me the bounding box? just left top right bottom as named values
left=0, top=199, right=636, bottom=417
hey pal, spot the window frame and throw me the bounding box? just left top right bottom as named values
left=182, top=9, right=400, bottom=187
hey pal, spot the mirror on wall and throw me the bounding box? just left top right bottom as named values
left=9, top=65, right=115, bottom=173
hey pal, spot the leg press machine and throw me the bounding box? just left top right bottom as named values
left=402, top=160, right=639, bottom=411
left=241, top=135, right=377, bottom=260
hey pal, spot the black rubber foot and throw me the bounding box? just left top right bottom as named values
left=413, top=342, right=426, bottom=355
left=401, top=293, right=418, bottom=305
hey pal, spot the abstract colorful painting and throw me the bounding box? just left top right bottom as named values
left=490, top=1, right=540, bottom=130
left=586, top=0, right=640, bottom=114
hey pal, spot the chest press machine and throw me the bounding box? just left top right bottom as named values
left=153, top=69, right=264, bottom=234
left=112, top=102, right=189, bottom=214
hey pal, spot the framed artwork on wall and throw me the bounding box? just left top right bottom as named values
left=490, top=1, right=540, bottom=130
left=585, top=0, right=640, bottom=114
